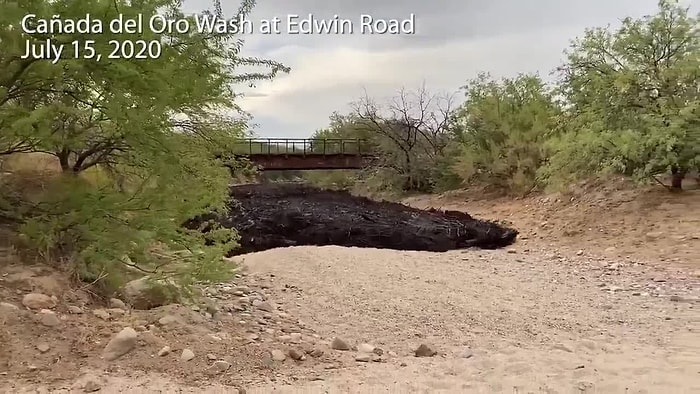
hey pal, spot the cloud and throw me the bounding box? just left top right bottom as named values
left=182, top=0, right=699, bottom=138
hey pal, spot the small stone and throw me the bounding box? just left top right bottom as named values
left=106, top=308, right=125, bottom=318
left=278, top=335, right=292, bottom=342
left=206, top=360, right=231, bottom=374
left=157, top=346, right=171, bottom=356
left=372, top=347, right=384, bottom=356
left=207, top=353, right=217, bottom=361
left=645, top=231, right=663, bottom=240
left=252, top=300, right=273, bottom=312
left=414, top=344, right=437, bottom=357
left=552, top=343, right=573, bottom=353
left=460, top=349, right=474, bottom=358
left=37, top=310, right=60, bottom=327
left=371, top=354, right=382, bottom=362
left=355, top=354, right=371, bottom=362
left=288, top=348, right=305, bottom=360
left=83, top=379, right=101, bottom=392
left=180, top=349, right=195, bottom=361
left=576, top=250, right=584, bottom=256
left=109, top=298, right=126, bottom=309
left=669, top=295, right=682, bottom=302
left=36, top=343, right=50, bottom=353
left=287, top=332, right=301, bottom=342
left=0, top=302, right=18, bottom=310
left=103, top=327, right=138, bottom=361
left=92, top=309, right=110, bottom=320
left=247, top=334, right=259, bottom=341
left=271, top=349, right=286, bottom=361
left=309, top=348, right=324, bottom=358
left=67, top=305, right=83, bottom=314
left=22, top=293, right=55, bottom=309
left=358, top=343, right=375, bottom=353
left=331, top=337, right=350, bottom=350
left=158, top=315, right=180, bottom=326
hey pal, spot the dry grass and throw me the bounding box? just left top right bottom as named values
left=0, top=152, right=112, bottom=194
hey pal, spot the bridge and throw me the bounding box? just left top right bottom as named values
left=234, top=138, right=375, bottom=171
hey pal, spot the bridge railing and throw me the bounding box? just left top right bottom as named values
left=234, top=138, right=369, bottom=156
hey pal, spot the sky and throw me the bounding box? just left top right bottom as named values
left=182, top=0, right=699, bottom=138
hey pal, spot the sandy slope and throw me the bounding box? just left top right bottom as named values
left=242, top=245, right=699, bottom=393
left=5, top=244, right=699, bottom=393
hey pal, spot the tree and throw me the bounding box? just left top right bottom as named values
left=453, top=73, right=561, bottom=193
left=0, top=0, right=288, bottom=292
left=352, top=85, right=458, bottom=192
left=546, top=0, right=699, bottom=190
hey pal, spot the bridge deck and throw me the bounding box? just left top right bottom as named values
left=234, top=138, right=374, bottom=170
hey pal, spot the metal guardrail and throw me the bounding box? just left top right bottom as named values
left=235, top=138, right=369, bottom=156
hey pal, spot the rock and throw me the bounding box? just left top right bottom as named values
left=83, top=379, right=102, bottom=392
left=67, top=305, right=83, bottom=314
left=0, top=302, right=19, bottom=311
left=157, top=346, right=171, bottom=356
left=109, top=298, right=127, bottom=309
left=0, top=302, right=20, bottom=323
left=358, top=343, right=375, bottom=353
left=36, top=343, right=50, bottom=353
left=207, top=353, right=217, bottom=361
left=37, top=309, right=60, bottom=327
left=309, top=348, right=324, bottom=358
left=372, top=347, right=384, bottom=356
left=92, top=309, right=110, bottom=320
left=252, top=300, right=273, bottom=312
left=22, top=293, right=55, bottom=309
left=181, top=349, right=195, bottom=361
left=206, top=360, right=231, bottom=375
left=278, top=335, right=292, bottom=342
left=552, top=343, right=573, bottom=353
left=460, top=349, right=474, bottom=359
left=271, top=349, right=286, bottom=361
left=355, top=354, right=371, bottom=362
left=103, top=327, right=138, bottom=361
left=120, top=277, right=179, bottom=310
left=288, top=348, right=305, bottom=360
left=289, top=333, right=302, bottom=343
left=331, top=337, right=350, bottom=350
left=371, top=354, right=382, bottom=362
left=645, top=231, right=663, bottom=240
left=158, top=315, right=180, bottom=326
left=414, top=344, right=437, bottom=357
left=576, top=250, right=584, bottom=256
left=107, top=308, right=125, bottom=318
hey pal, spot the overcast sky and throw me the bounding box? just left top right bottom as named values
left=183, top=0, right=699, bottom=138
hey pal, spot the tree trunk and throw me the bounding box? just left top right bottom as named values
left=670, top=166, right=685, bottom=191
left=57, top=150, right=71, bottom=172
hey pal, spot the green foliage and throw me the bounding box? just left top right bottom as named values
left=543, top=0, right=699, bottom=187
left=0, top=0, right=288, bottom=293
left=452, top=73, right=560, bottom=193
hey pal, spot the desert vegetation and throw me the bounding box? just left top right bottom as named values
left=306, top=0, right=699, bottom=195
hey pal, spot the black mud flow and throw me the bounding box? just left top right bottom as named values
left=186, top=183, right=518, bottom=256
